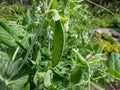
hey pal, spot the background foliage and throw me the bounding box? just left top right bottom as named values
left=0, top=0, right=120, bottom=90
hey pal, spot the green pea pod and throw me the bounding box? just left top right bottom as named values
left=52, top=20, right=65, bottom=67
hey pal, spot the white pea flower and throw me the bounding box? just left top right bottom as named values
left=52, top=10, right=60, bottom=21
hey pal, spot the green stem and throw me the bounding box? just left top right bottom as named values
left=12, top=47, right=19, bottom=61
left=87, top=64, right=91, bottom=90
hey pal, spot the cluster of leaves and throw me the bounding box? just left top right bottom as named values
left=0, top=0, right=120, bottom=90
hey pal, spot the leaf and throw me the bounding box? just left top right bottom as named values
left=52, top=20, right=65, bottom=67
left=70, top=66, right=83, bottom=84
left=107, top=52, right=120, bottom=73
left=51, top=0, right=58, bottom=9
left=106, top=68, right=120, bottom=80
left=25, top=9, right=37, bottom=30
left=25, top=9, right=32, bottom=26
left=6, top=58, right=23, bottom=76
left=33, top=71, right=45, bottom=86
left=21, top=33, right=33, bottom=49
left=22, top=83, right=30, bottom=90
left=8, top=24, right=26, bottom=38
left=0, top=48, right=29, bottom=90
left=0, top=24, right=16, bottom=46
left=0, top=48, right=10, bottom=76
left=0, top=75, right=28, bottom=90
left=0, top=21, right=26, bottom=47
left=0, top=21, right=25, bottom=39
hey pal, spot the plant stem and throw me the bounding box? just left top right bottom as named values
left=88, top=64, right=91, bottom=90
left=12, top=47, right=19, bottom=61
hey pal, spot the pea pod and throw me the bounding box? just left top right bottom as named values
left=52, top=20, right=65, bottom=67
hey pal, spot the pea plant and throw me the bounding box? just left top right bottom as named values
left=0, top=0, right=120, bottom=90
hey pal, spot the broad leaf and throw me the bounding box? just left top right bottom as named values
left=22, top=83, right=30, bottom=90
left=0, top=47, right=10, bottom=76
left=106, top=68, right=120, bottom=80
left=0, top=75, right=28, bottom=90
left=0, top=47, right=29, bottom=90
left=0, top=21, right=25, bottom=39
left=8, top=24, right=25, bottom=38
left=0, top=24, right=17, bottom=46
left=0, top=21, right=26, bottom=47
left=107, top=52, right=120, bottom=73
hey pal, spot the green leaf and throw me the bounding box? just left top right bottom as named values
left=107, top=52, right=120, bottom=72
left=52, top=20, right=65, bottom=67
left=0, top=21, right=25, bottom=39
left=8, top=24, right=26, bottom=38
left=106, top=68, right=120, bottom=80
left=22, top=83, right=30, bottom=90
left=0, top=24, right=16, bottom=46
left=0, top=48, right=10, bottom=76
left=70, top=66, right=83, bottom=84
left=51, top=0, right=58, bottom=9
left=0, top=75, right=28, bottom=90
left=33, top=71, right=45, bottom=86
left=0, top=48, right=29, bottom=90
left=25, top=9, right=32, bottom=26
left=0, top=21, right=26, bottom=47
left=25, top=9, right=37, bottom=30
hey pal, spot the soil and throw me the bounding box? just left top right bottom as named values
left=91, top=80, right=120, bottom=90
